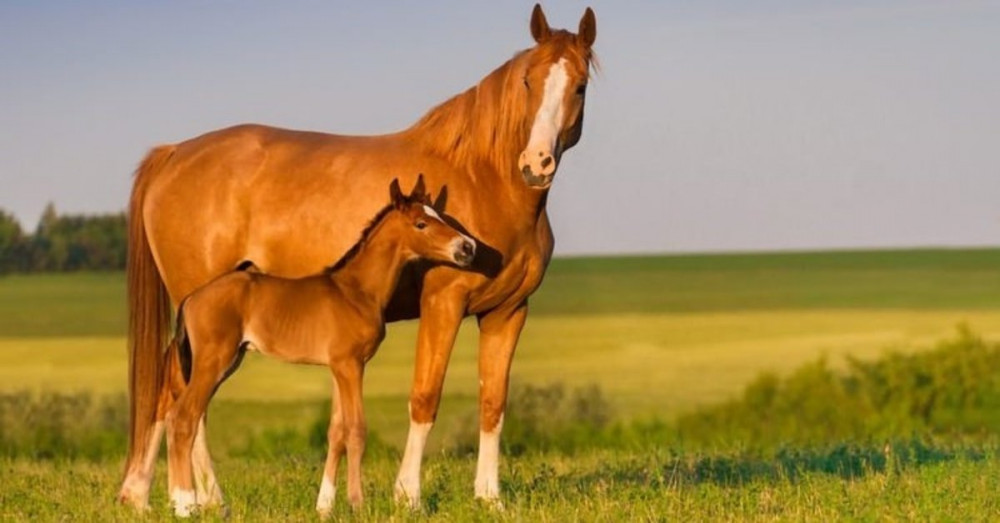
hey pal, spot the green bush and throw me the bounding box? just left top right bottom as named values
left=234, top=399, right=397, bottom=460
left=0, top=391, right=127, bottom=460
left=448, top=382, right=615, bottom=456
left=5, top=329, right=999, bottom=461
left=674, top=327, right=1000, bottom=451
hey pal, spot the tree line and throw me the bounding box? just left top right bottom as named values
left=0, top=203, right=126, bottom=274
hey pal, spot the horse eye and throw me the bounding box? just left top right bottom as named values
left=576, top=84, right=587, bottom=96
left=416, top=221, right=427, bottom=230
left=523, top=76, right=530, bottom=90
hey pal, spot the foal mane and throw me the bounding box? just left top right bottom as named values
left=322, top=203, right=397, bottom=275
left=408, top=33, right=593, bottom=180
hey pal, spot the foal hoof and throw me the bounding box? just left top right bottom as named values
left=116, top=490, right=149, bottom=512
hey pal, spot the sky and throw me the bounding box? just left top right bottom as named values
left=0, top=1, right=997, bottom=255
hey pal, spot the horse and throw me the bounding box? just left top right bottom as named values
left=119, top=4, right=597, bottom=509
left=158, top=178, right=476, bottom=516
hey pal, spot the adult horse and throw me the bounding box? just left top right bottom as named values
left=119, top=3, right=597, bottom=510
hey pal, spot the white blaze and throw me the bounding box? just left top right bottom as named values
left=526, top=58, right=570, bottom=155
left=423, top=205, right=443, bottom=221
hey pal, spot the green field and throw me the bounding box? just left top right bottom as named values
left=2, top=248, right=1000, bottom=519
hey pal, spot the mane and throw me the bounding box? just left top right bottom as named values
left=408, top=33, right=594, bottom=180
left=322, top=202, right=398, bottom=275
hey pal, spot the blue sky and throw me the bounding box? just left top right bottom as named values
left=1, top=1, right=997, bottom=255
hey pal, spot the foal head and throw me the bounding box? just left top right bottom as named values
left=385, top=176, right=476, bottom=268
left=515, top=4, right=597, bottom=189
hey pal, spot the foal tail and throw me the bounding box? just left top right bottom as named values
left=156, top=301, right=192, bottom=421
left=124, top=146, right=175, bottom=476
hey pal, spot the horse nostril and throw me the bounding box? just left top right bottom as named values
left=540, top=156, right=553, bottom=169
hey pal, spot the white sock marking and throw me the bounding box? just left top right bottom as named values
left=171, top=488, right=197, bottom=518
left=475, top=413, right=504, bottom=500
left=395, top=411, right=432, bottom=507
left=316, top=474, right=336, bottom=514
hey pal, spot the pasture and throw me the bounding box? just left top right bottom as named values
left=2, top=248, right=1000, bottom=519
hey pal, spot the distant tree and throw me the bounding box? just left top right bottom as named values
left=0, top=209, right=25, bottom=274
left=0, top=203, right=126, bottom=273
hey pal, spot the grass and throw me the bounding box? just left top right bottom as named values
left=2, top=248, right=999, bottom=337
left=4, top=445, right=1000, bottom=520
left=2, top=248, right=1000, bottom=518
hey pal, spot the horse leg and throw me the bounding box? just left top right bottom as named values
left=118, top=338, right=182, bottom=509
left=118, top=421, right=164, bottom=509
left=474, top=304, right=528, bottom=504
left=332, top=358, right=366, bottom=509
left=316, top=378, right=346, bottom=517
left=394, top=294, right=466, bottom=507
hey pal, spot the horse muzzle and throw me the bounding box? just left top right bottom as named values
left=518, top=147, right=558, bottom=189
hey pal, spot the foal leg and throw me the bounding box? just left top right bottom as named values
left=474, top=304, right=528, bottom=504
left=332, top=358, right=366, bottom=508
left=166, top=341, right=235, bottom=517
left=394, top=291, right=466, bottom=507
left=316, top=379, right=345, bottom=517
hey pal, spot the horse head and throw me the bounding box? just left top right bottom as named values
left=516, top=4, right=597, bottom=189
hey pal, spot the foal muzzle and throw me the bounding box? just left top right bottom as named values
left=452, top=238, right=476, bottom=267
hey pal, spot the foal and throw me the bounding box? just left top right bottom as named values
left=162, top=177, right=475, bottom=516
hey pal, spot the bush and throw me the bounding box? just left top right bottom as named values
left=675, top=327, right=1000, bottom=450
left=448, top=382, right=615, bottom=456
left=0, top=391, right=127, bottom=460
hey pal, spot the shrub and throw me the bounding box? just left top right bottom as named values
left=448, top=382, right=615, bottom=456
left=0, top=391, right=127, bottom=460
left=674, top=327, right=1000, bottom=451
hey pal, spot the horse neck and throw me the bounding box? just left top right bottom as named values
left=404, top=57, right=545, bottom=209
left=330, top=223, right=409, bottom=314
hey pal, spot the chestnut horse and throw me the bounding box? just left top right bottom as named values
left=119, top=4, right=597, bottom=509
left=159, top=178, right=474, bottom=516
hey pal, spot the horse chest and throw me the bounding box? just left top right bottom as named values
left=469, top=244, right=549, bottom=314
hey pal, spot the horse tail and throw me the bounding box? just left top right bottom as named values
left=124, top=145, right=175, bottom=475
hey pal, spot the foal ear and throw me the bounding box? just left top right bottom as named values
left=530, top=3, right=551, bottom=43
left=578, top=7, right=596, bottom=48
left=389, top=178, right=404, bottom=207
left=411, top=174, right=427, bottom=202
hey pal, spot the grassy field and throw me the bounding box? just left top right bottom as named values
left=5, top=446, right=1000, bottom=521
left=2, top=248, right=999, bottom=518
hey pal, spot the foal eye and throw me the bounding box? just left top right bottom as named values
left=416, top=221, right=427, bottom=230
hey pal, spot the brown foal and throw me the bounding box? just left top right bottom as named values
left=160, top=178, right=474, bottom=516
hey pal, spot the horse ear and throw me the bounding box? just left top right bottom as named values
left=578, top=7, right=596, bottom=48
left=389, top=178, right=404, bottom=207
left=411, top=174, right=427, bottom=202
left=530, top=3, right=551, bottom=43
